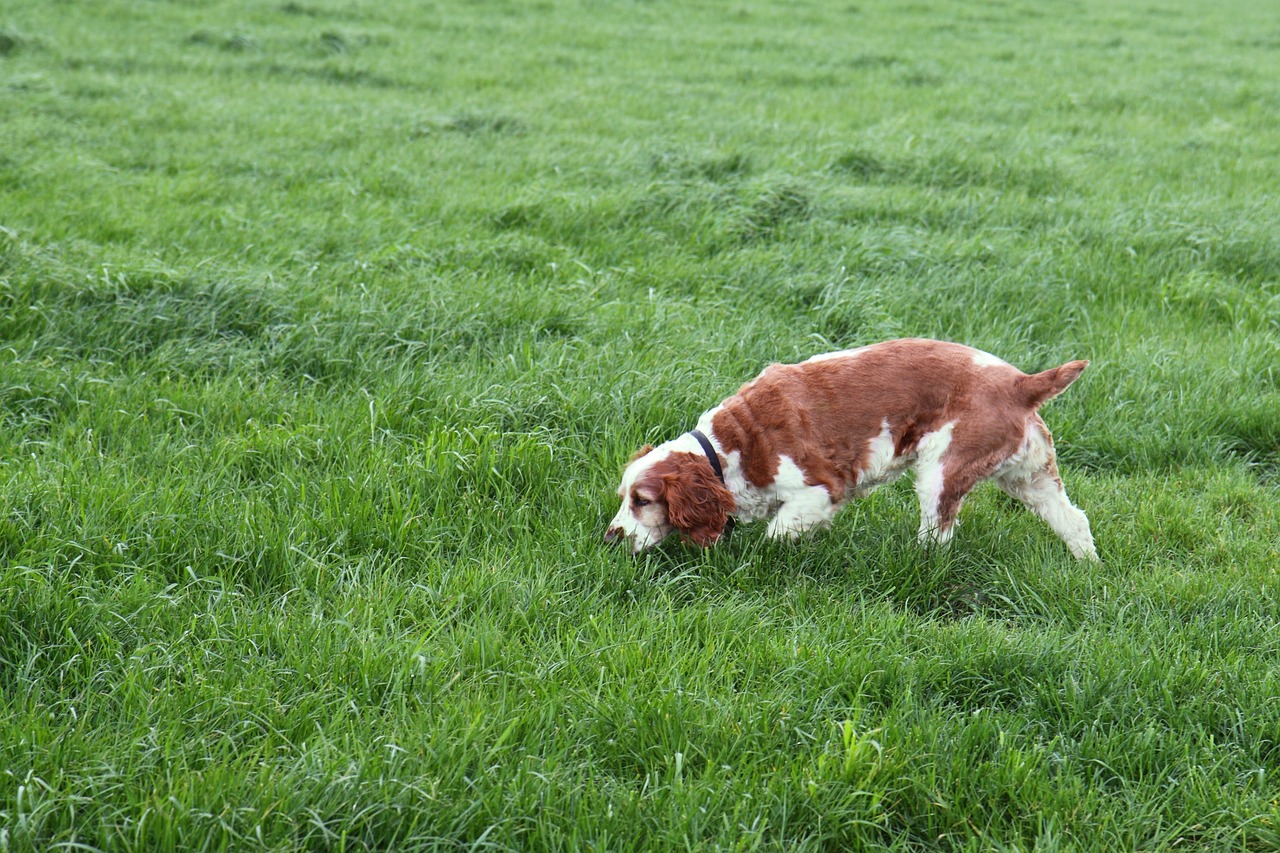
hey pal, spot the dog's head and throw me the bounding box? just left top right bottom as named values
left=606, top=444, right=735, bottom=553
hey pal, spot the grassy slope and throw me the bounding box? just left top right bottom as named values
left=1, top=0, right=1279, bottom=849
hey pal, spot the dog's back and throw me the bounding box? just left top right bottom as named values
left=710, top=338, right=1086, bottom=497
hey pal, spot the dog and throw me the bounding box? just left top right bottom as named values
left=606, top=338, right=1097, bottom=560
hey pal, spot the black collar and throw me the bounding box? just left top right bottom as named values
left=688, top=429, right=725, bottom=484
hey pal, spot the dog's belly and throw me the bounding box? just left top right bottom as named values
left=851, top=419, right=912, bottom=498
left=851, top=454, right=912, bottom=498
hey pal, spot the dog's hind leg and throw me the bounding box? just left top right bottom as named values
left=994, top=418, right=1098, bottom=561
left=996, top=466, right=1097, bottom=560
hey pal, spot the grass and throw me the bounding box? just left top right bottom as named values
left=2, top=0, right=1279, bottom=848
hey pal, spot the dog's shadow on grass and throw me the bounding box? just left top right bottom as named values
left=599, top=520, right=986, bottom=618
left=595, top=505, right=1082, bottom=625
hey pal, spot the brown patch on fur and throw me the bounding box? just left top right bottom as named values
left=629, top=444, right=655, bottom=463
left=710, top=339, right=1086, bottom=507
left=644, top=452, right=736, bottom=547
left=1030, top=414, right=1062, bottom=480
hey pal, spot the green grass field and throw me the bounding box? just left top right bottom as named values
left=2, top=0, right=1280, bottom=848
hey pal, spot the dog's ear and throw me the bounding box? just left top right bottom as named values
left=628, top=444, right=655, bottom=463
left=660, top=458, right=735, bottom=547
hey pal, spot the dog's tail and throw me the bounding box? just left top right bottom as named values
left=1018, top=359, right=1089, bottom=409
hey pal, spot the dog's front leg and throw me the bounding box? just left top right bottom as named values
left=765, top=486, right=837, bottom=539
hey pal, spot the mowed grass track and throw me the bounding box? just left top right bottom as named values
left=2, top=0, right=1280, bottom=848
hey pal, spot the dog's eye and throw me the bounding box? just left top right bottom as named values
left=633, top=497, right=651, bottom=507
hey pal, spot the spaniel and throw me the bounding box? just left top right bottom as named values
left=606, top=338, right=1098, bottom=560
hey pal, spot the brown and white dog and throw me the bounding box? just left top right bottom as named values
left=606, top=338, right=1098, bottom=560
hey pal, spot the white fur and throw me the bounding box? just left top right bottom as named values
left=805, top=346, right=869, bottom=364
left=912, top=422, right=956, bottom=545
left=971, top=349, right=1012, bottom=368
left=854, top=419, right=908, bottom=497
left=994, top=425, right=1097, bottom=560
left=695, top=406, right=773, bottom=523
left=720, top=449, right=772, bottom=522
left=764, top=456, right=838, bottom=538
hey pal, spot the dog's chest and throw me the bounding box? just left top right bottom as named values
left=720, top=419, right=918, bottom=518
left=722, top=451, right=826, bottom=522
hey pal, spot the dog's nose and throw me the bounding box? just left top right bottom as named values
left=605, top=526, right=624, bottom=544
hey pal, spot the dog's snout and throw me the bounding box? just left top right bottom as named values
left=605, top=525, right=624, bottom=544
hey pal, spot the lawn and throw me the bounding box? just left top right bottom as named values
left=1, top=0, right=1279, bottom=849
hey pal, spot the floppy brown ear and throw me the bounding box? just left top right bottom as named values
left=629, top=444, right=655, bottom=463
left=660, top=459, right=735, bottom=547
